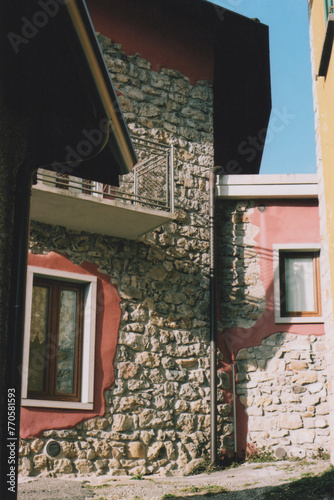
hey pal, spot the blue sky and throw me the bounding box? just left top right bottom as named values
left=213, top=0, right=316, bottom=175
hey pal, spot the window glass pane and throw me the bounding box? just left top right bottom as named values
left=57, top=290, right=77, bottom=394
left=28, top=285, right=49, bottom=392
left=284, top=256, right=315, bottom=312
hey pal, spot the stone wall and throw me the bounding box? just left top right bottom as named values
left=217, top=200, right=266, bottom=334
left=18, top=38, right=330, bottom=477
left=99, top=35, right=213, bottom=146
left=19, top=39, right=231, bottom=477
left=237, top=333, right=329, bottom=458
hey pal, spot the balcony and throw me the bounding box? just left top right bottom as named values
left=31, top=136, right=176, bottom=240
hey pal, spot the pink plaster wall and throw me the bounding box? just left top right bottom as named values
left=20, top=252, right=121, bottom=439
left=221, top=200, right=324, bottom=356
left=218, top=200, right=325, bottom=457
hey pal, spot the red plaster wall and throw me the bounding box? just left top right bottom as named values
left=218, top=200, right=325, bottom=457
left=86, top=0, right=215, bottom=84
left=20, top=252, right=121, bottom=439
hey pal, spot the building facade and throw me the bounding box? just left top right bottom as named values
left=217, top=175, right=328, bottom=460
left=17, top=0, right=330, bottom=478
left=19, top=58, right=330, bottom=474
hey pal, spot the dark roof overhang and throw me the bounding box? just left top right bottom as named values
left=211, top=5, right=272, bottom=175
left=1, top=0, right=137, bottom=185
left=178, top=0, right=272, bottom=175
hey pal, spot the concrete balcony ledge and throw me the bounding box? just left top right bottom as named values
left=31, top=135, right=175, bottom=239
left=31, top=182, right=175, bottom=240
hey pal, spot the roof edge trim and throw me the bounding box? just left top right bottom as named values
left=66, top=0, right=137, bottom=173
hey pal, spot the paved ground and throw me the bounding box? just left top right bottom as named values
left=18, top=459, right=333, bottom=500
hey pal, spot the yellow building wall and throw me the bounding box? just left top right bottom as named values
left=309, top=0, right=334, bottom=462
left=311, top=0, right=334, bottom=269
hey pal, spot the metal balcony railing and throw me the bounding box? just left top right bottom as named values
left=36, top=136, right=175, bottom=213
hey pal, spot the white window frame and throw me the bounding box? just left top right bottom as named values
left=21, top=266, right=97, bottom=410
left=273, top=243, right=323, bottom=324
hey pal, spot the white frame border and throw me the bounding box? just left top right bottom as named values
left=273, top=243, right=323, bottom=324
left=21, top=266, right=97, bottom=410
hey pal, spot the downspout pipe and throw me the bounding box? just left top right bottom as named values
left=1, top=161, right=35, bottom=499
left=209, top=165, right=223, bottom=465
left=232, top=361, right=238, bottom=461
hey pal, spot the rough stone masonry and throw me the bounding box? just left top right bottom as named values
left=18, top=38, right=329, bottom=477
left=19, top=37, right=229, bottom=477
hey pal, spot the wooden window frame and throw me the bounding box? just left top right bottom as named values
left=22, top=267, right=97, bottom=410
left=27, top=277, right=84, bottom=403
left=279, top=250, right=321, bottom=318
left=273, top=244, right=323, bottom=324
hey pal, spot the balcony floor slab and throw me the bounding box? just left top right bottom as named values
left=31, top=184, right=175, bottom=240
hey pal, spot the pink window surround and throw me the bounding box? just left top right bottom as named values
left=20, top=251, right=121, bottom=439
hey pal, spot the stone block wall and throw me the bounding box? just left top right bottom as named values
left=217, top=200, right=266, bottom=334
left=19, top=39, right=231, bottom=477
left=99, top=35, right=213, bottom=146
left=18, top=37, right=330, bottom=477
left=19, top=214, right=229, bottom=477
left=237, top=333, right=329, bottom=458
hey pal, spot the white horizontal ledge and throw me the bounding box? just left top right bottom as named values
left=217, top=174, right=318, bottom=199
left=21, top=399, right=94, bottom=410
